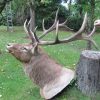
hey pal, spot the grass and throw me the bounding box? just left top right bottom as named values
left=0, top=26, right=100, bottom=100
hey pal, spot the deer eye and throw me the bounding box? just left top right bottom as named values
left=21, top=47, right=29, bottom=51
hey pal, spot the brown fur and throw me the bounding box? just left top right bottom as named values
left=7, top=43, right=63, bottom=88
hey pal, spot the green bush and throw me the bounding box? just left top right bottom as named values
left=67, top=15, right=83, bottom=31
left=0, top=11, right=7, bottom=25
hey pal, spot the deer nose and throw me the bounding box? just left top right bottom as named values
left=7, top=43, right=11, bottom=46
left=7, top=43, right=13, bottom=48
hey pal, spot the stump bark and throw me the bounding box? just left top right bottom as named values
left=76, top=50, right=100, bottom=96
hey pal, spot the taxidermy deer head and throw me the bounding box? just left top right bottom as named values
left=6, top=9, right=99, bottom=99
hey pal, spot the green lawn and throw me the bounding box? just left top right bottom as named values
left=0, top=26, right=100, bottom=100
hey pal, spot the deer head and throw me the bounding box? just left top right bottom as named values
left=7, top=43, right=36, bottom=62
left=6, top=9, right=99, bottom=99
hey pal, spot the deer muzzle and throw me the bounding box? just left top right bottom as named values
left=6, top=43, right=14, bottom=53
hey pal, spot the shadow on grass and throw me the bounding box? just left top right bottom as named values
left=44, top=81, right=76, bottom=100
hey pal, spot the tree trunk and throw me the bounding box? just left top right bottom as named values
left=29, top=0, right=35, bottom=31
left=86, top=0, right=95, bottom=50
left=76, top=50, right=100, bottom=96
left=86, top=19, right=92, bottom=50
left=30, top=7, right=35, bottom=31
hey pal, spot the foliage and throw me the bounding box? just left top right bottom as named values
left=11, top=0, right=27, bottom=25
left=95, top=1, right=100, bottom=19
left=0, top=0, right=100, bottom=32
left=0, top=0, right=69, bottom=28
left=0, top=0, right=13, bottom=25
left=0, top=0, right=13, bottom=13
left=67, top=15, right=83, bottom=31
left=35, top=4, right=69, bottom=29
left=75, top=0, right=95, bottom=22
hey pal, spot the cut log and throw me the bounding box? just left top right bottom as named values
left=40, top=68, right=75, bottom=99
left=76, top=50, right=100, bottom=96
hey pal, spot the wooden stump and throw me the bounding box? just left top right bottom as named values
left=76, top=50, right=100, bottom=96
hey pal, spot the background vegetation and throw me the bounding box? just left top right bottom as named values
left=0, top=0, right=100, bottom=31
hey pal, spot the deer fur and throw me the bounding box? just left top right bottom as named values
left=7, top=43, right=63, bottom=87
left=7, top=43, right=74, bottom=99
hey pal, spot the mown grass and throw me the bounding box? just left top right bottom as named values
left=0, top=26, right=100, bottom=100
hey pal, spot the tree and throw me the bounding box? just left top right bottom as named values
left=27, top=0, right=35, bottom=31
left=0, top=0, right=12, bottom=14
left=30, top=0, right=61, bottom=30
left=76, top=0, right=96, bottom=49
left=11, top=0, right=67, bottom=28
left=76, top=50, right=100, bottom=96
left=87, top=0, right=95, bottom=49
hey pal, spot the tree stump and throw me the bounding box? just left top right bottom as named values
left=76, top=50, right=100, bottom=96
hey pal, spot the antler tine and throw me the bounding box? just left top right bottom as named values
left=87, top=26, right=96, bottom=37
left=87, top=19, right=100, bottom=38
left=76, top=12, right=88, bottom=35
left=37, top=21, right=60, bottom=45
left=39, top=9, right=59, bottom=39
left=42, top=19, right=46, bottom=32
left=42, top=8, right=58, bottom=32
left=89, top=39, right=98, bottom=50
left=59, top=19, right=67, bottom=26
left=82, top=19, right=100, bottom=49
left=55, top=21, right=59, bottom=42
left=28, top=18, right=32, bottom=26
left=83, top=37, right=98, bottom=50
left=24, top=19, right=37, bottom=43
left=24, top=19, right=29, bottom=34
left=55, top=8, right=59, bottom=23
left=59, top=19, right=73, bottom=31
left=30, top=26, right=39, bottom=43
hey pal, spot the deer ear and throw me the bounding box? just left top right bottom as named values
left=31, top=43, right=39, bottom=55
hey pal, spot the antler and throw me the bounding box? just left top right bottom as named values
left=38, top=13, right=98, bottom=48
left=24, top=19, right=39, bottom=43
left=39, top=9, right=73, bottom=39
left=24, top=9, right=72, bottom=42
left=38, top=13, right=88, bottom=44
left=24, top=9, right=99, bottom=49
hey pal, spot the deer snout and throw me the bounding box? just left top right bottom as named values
left=6, top=43, right=14, bottom=50
left=6, top=43, right=15, bottom=53
left=7, top=43, right=11, bottom=46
